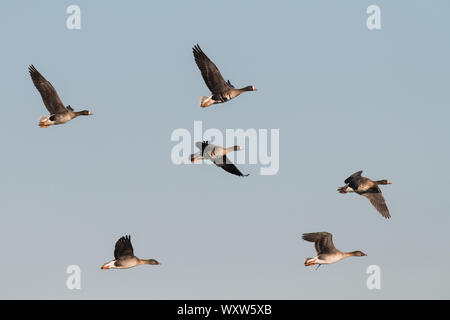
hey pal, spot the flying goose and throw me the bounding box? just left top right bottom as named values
left=302, top=232, right=366, bottom=269
left=29, top=65, right=93, bottom=127
left=193, top=44, right=257, bottom=108
left=101, top=235, right=160, bottom=270
left=338, top=170, right=392, bottom=219
left=190, top=141, right=249, bottom=177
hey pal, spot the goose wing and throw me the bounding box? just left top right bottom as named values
left=344, top=170, right=363, bottom=189
left=193, top=45, right=232, bottom=95
left=114, top=235, right=134, bottom=259
left=212, top=155, right=249, bottom=177
left=29, top=65, right=68, bottom=115
left=195, top=141, right=205, bottom=151
left=302, top=232, right=338, bottom=255
left=362, top=187, right=391, bottom=219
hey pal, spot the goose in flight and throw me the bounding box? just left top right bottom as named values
left=193, top=44, right=257, bottom=108
left=29, top=65, right=93, bottom=127
left=190, top=141, right=249, bottom=177
left=302, top=232, right=366, bottom=269
left=101, top=235, right=160, bottom=270
left=338, top=170, right=392, bottom=219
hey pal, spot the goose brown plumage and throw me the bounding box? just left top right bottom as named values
left=192, top=45, right=257, bottom=108
left=29, top=65, right=93, bottom=127
left=190, top=141, right=249, bottom=177
left=338, top=170, right=392, bottom=219
left=101, top=235, right=160, bottom=270
left=302, top=232, right=367, bottom=269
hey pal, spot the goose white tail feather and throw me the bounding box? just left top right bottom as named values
left=200, top=96, right=214, bottom=108
left=38, top=116, right=52, bottom=127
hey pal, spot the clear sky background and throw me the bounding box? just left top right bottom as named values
left=0, top=0, right=449, bottom=299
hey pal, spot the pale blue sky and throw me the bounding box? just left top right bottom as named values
left=0, top=0, right=449, bottom=299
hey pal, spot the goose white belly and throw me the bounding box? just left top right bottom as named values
left=316, top=253, right=344, bottom=264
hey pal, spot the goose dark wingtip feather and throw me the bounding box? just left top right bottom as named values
left=193, top=44, right=202, bottom=52
left=28, top=64, right=41, bottom=81
left=344, top=170, right=363, bottom=184
left=302, top=232, right=331, bottom=242
left=192, top=44, right=205, bottom=59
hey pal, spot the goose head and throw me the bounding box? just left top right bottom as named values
left=242, top=85, right=257, bottom=92
left=77, top=110, right=93, bottom=116
left=351, top=251, right=367, bottom=257
left=376, top=179, right=392, bottom=185
left=141, top=259, right=160, bottom=265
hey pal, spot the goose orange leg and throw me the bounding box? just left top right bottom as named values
left=200, top=98, right=214, bottom=108
left=304, top=260, right=317, bottom=267
left=39, top=120, right=50, bottom=128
